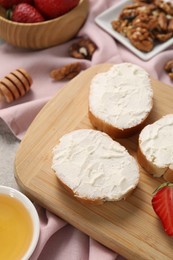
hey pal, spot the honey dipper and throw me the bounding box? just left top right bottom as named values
left=0, top=68, right=33, bottom=103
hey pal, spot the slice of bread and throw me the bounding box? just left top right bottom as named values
left=137, top=114, right=173, bottom=182
left=52, top=129, right=139, bottom=204
left=88, top=63, right=153, bottom=138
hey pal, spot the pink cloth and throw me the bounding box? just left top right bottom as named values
left=0, top=0, right=173, bottom=259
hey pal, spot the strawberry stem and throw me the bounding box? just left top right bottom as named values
left=6, top=9, right=12, bottom=20
left=153, top=182, right=173, bottom=194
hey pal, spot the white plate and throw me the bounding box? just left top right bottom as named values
left=95, top=0, right=173, bottom=61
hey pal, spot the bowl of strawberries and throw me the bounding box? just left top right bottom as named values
left=0, top=0, right=89, bottom=49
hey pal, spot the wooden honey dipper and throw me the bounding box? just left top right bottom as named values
left=0, top=68, right=33, bottom=103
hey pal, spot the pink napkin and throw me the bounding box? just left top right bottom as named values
left=0, top=0, right=172, bottom=139
left=0, top=0, right=173, bottom=259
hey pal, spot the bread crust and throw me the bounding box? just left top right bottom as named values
left=163, top=168, right=173, bottom=182
left=137, top=145, right=166, bottom=177
left=137, top=143, right=173, bottom=182
left=57, top=177, right=136, bottom=205
left=57, top=177, right=105, bottom=205
left=88, top=110, right=149, bottom=139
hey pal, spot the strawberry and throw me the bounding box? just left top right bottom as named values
left=34, top=0, right=80, bottom=19
left=0, top=0, right=33, bottom=9
left=11, top=3, right=45, bottom=23
left=152, top=182, right=173, bottom=236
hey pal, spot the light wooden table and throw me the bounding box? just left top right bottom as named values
left=0, top=119, right=20, bottom=190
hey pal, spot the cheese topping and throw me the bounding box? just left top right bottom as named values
left=139, top=114, right=173, bottom=176
left=89, top=63, right=153, bottom=129
left=52, top=129, right=139, bottom=201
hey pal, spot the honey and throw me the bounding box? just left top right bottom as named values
left=0, top=194, right=33, bottom=260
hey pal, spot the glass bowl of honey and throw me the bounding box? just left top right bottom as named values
left=0, top=185, right=40, bottom=260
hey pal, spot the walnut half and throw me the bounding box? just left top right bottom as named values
left=69, top=38, right=97, bottom=60
left=127, top=27, right=154, bottom=52
left=164, top=60, right=173, bottom=80
left=50, top=62, right=83, bottom=81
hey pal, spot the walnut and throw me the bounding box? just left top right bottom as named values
left=111, top=20, right=122, bottom=32
left=50, top=62, right=83, bottom=81
left=132, top=13, right=158, bottom=30
left=119, top=4, right=141, bottom=20
left=153, top=31, right=173, bottom=42
left=154, top=0, right=173, bottom=15
left=164, top=60, right=173, bottom=80
left=168, top=18, right=173, bottom=32
left=127, top=27, right=154, bottom=52
left=112, top=19, right=131, bottom=36
left=151, top=11, right=173, bottom=41
left=158, top=12, right=168, bottom=31
left=133, top=0, right=153, bottom=3
left=69, top=38, right=97, bottom=60
left=119, top=3, right=156, bottom=20
left=140, top=3, right=157, bottom=14
left=111, top=0, right=173, bottom=53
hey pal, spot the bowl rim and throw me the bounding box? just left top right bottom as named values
left=0, top=0, right=85, bottom=27
left=0, top=185, right=40, bottom=260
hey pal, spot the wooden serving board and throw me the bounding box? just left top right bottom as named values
left=15, top=64, right=173, bottom=260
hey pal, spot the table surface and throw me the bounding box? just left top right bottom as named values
left=0, top=38, right=20, bottom=189
left=0, top=119, right=20, bottom=190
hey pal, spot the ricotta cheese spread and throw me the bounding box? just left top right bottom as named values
left=139, top=114, right=173, bottom=177
left=52, top=129, right=139, bottom=201
left=89, top=63, right=153, bottom=129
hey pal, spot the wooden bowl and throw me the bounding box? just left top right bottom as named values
left=0, top=0, right=89, bottom=49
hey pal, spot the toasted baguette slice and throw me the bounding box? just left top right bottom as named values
left=88, top=63, right=153, bottom=138
left=52, top=129, right=139, bottom=204
left=137, top=114, right=173, bottom=182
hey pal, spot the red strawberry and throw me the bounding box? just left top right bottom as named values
left=11, top=3, right=44, bottom=23
left=0, top=0, right=34, bottom=9
left=152, top=182, right=173, bottom=236
left=34, top=0, right=80, bottom=19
